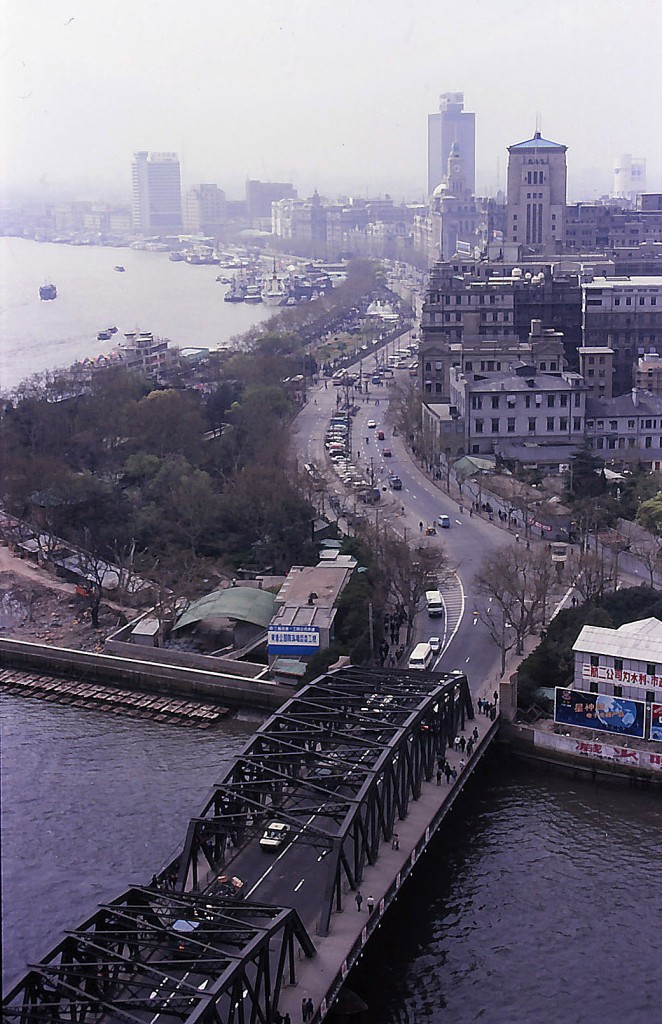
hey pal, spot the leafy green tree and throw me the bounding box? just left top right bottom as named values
left=636, top=495, right=662, bottom=535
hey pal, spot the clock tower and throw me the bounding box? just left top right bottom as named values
left=446, top=142, right=467, bottom=197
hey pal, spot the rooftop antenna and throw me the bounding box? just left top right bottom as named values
left=535, top=111, right=542, bottom=135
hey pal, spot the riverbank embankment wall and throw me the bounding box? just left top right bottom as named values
left=0, top=638, right=290, bottom=712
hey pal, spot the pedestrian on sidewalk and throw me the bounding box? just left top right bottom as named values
left=392, top=832, right=400, bottom=850
left=466, top=738, right=474, bottom=757
left=436, top=766, right=442, bottom=785
left=493, top=689, right=499, bottom=704
left=367, top=895, right=375, bottom=914
left=284, top=1013, right=291, bottom=1024
left=306, top=1000, right=314, bottom=1021
left=444, top=763, right=452, bottom=783
left=301, top=998, right=308, bottom=1022
left=450, top=767, right=458, bottom=782
left=459, top=758, right=466, bottom=771
left=454, top=735, right=461, bottom=751
left=355, top=890, right=363, bottom=912
left=459, top=736, right=466, bottom=753
left=472, top=727, right=479, bottom=742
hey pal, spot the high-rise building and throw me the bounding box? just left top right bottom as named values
left=246, top=180, right=297, bottom=225
left=184, top=184, right=226, bottom=235
left=614, top=154, right=646, bottom=202
left=131, top=152, right=182, bottom=235
left=427, top=92, right=476, bottom=197
left=506, top=131, right=567, bottom=254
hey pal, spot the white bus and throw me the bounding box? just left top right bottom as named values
left=408, top=642, right=433, bottom=671
left=425, top=590, right=444, bottom=617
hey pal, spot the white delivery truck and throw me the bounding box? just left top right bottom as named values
left=425, top=589, right=444, bottom=617
left=408, top=642, right=433, bottom=670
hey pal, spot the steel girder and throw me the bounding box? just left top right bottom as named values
left=2, top=887, right=315, bottom=1024
left=166, top=667, right=472, bottom=934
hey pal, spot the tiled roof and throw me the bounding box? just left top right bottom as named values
left=586, top=390, right=662, bottom=417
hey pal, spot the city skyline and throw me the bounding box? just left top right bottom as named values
left=3, top=0, right=662, bottom=203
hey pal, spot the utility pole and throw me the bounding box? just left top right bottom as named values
left=368, top=601, right=375, bottom=664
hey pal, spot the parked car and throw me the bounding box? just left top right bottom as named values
left=377, top=430, right=385, bottom=440
left=438, top=514, right=451, bottom=529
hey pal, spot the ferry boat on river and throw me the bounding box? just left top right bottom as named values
left=39, top=282, right=57, bottom=300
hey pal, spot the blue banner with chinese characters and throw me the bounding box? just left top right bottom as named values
left=268, top=624, right=320, bottom=656
left=651, top=704, right=662, bottom=742
left=555, top=687, right=645, bottom=738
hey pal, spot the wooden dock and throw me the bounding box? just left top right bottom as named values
left=0, top=668, right=230, bottom=726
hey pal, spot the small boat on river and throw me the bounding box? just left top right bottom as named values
left=39, top=283, right=57, bottom=300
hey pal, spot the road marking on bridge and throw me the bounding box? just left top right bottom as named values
left=294, top=878, right=305, bottom=892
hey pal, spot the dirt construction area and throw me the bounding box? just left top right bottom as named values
left=0, top=546, right=125, bottom=652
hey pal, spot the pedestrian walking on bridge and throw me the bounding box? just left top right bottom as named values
left=355, top=890, right=363, bottom=912
left=367, top=895, right=375, bottom=914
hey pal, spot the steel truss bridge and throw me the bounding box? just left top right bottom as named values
left=4, top=666, right=474, bottom=1024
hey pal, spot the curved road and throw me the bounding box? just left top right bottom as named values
left=295, top=358, right=514, bottom=696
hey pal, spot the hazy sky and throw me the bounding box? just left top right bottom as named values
left=3, top=0, right=662, bottom=203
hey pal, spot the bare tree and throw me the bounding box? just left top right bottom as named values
left=378, top=530, right=453, bottom=643
left=621, top=523, right=662, bottom=589
left=475, top=545, right=556, bottom=672
left=566, top=547, right=612, bottom=603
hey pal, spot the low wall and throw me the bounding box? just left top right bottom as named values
left=500, top=721, right=662, bottom=786
left=104, top=637, right=266, bottom=679
left=0, top=638, right=291, bottom=712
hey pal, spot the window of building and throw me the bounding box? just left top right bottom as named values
left=608, top=438, right=616, bottom=449
left=560, top=417, right=568, bottom=431
left=465, top=360, right=473, bottom=370
left=640, top=297, right=645, bottom=305
left=491, top=418, right=500, bottom=433
left=425, top=361, right=432, bottom=372
left=435, top=382, right=442, bottom=393
left=645, top=419, right=653, bottom=428
left=609, top=420, right=618, bottom=430
left=528, top=418, right=536, bottom=432
left=547, top=395, right=555, bottom=408
left=626, top=298, right=632, bottom=306
left=614, top=658, right=623, bottom=673
left=646, top=690, right=655, bottom=703
left=613, top=685, right=623, bottom=698
left=574, top=393, right=581, bottom=407
left=471, top=396, right=482, bottom=410
left=491, top=395, right=500, bottom=409
left=597, top=437, right=604, bottom=448
left=546, top=417, right=555, bottom=431
left=646, top=436, right=653, bottom=448
left=560, top=394, right=568, bottom=407
left=590, top=655, right=599, bottom=668
left=507, top=417, right=516, bottom=433
left=540, top=362, right=547, bottom=371
left=628, top=419, right=635, bottom=428
left=614, top=298, right=621, bottom=306
left=647, top=663, right=656, bottom=677
left=589, top=681, right=599, bottom=693
left=573, top=417, right=582, bottom=431
left=435, top=361, right=443, bottom=371
left=475, top=419, right=483, bottom=433
left=652, top=297, right=657, bottom=306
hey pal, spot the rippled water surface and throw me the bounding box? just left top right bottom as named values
left=3, top=696, right=660, bottom=1022
left=1, top=694, right=252, bottom=985
left=350, top=759, right=660, bottom=1024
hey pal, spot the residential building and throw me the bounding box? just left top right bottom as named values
left=116, top=330, right=175, bottom=377
left=585, top=388, right=662, bottom=470
left=507, top=131, right=567, bottom=254
left=578, top=346, right=614, bottom=399
left=183, top=184, right=226, bottom=235
left=582, top=276, right=662, bottom=396
left=131, top=152, right=182, bottom=235
left=635, top=353, right=662, bottom=395
left=427, top=92, right=476, bottom=196
left=573, top=617, right=662, bottom=707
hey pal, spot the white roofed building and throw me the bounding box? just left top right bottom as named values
left=573, top=617, right=662, bottom=704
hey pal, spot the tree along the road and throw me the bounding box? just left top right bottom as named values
left=377, top=530, right=453, bottom=644
left=474, top=544, right=556, bottom=675
left=565, top=546, right=613, bottom=603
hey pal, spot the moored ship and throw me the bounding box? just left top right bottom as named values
left=39, top=282, right=57, bottom=300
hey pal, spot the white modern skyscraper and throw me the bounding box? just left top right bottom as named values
left=131, top=152, right=182, bottom=234
left=427, top=92, right=476, bottom=197
left=613, top=154, right=646, bottom=202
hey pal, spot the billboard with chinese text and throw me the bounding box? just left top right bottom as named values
left=555, top=687, right=645, bottom=739
left=651, top=703, right=662, bottom=742
left=268, top=624, right=320, bottom=657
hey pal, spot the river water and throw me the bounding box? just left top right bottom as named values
left=2, top=692, right=660, bottom=1020
left=0, top=238, right=273, bottom=391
